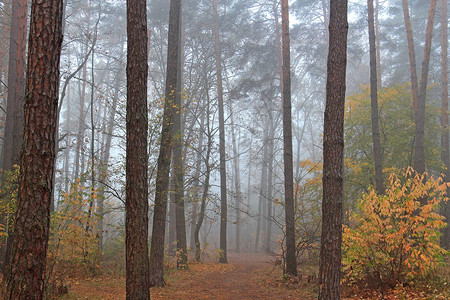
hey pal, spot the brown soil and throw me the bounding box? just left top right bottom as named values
left=63, top=252, right=313, bottom=299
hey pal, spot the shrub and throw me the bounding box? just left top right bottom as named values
left=342, top=167, right=448, bottom=287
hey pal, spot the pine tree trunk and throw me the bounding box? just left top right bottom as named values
left=173, top=6, right=188, bottom=268
left=255, top=121, right=269, bottom=252
left=195, top=78, right=212, bottom=261
left=281, top=0, right=297, bottom=277
left=149, top=0, right=181, bottom=287
left=74, top=1, right=92, bottom=180
left=212, top=0, right=228, bottom=264
left=168, top=173, right=176, bottom=256
left=318, top=0, right=348, bottom=298
left=402, top=0, right=438, bottom=175
left=230, top=101, right=241, bottom=253
left=4, top=0, right=63, bottom=297
left=0, top=0, right=10, bottom=106
left=368, top=0, right=384, bottom=194
left=416, top=0, right=437, bottom=174
left=125, top=0, right=150, bottom=297
left=190, top=105, right=205, bottom=249
left=375, top=0, right=382, bottom=89
left=265, top=118, right=275, bottom=253
left=98, top=44, right=125, bottom=255
left=2, top=0, right=27, bottom=274
left=440, top=0, right=450, bottom=250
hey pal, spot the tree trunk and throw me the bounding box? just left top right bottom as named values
left=174, top=5, right=187, bottom=268
left=168, top=173, right=176, bottom=256
left=440, top=0, right=450, bottom=250
left=402, top=0, right=438, bottom=175
left=375, top=0, right=382, bottom=89
left=11, top=0, right=27, bottom=167
left=368, top=0, right=384, bottom=194
left=149, top=0, right=181, bottom=287
left=2, top=0, right=27, bottom=274
left=195, top=79, right=212, bottom=262
left=125, top=0, right=150, bottom=298
left=84, top=39, right=96, bottom=263
left=281, top=0, right=297, bottom=277
left=318, top=0, right=348, bottom=299
left=416, top=0, right=437, bottom=174
left=230, top=101, right=241, bottom=253
left=212, top=0, right=228, bottom=264
left=0, top=0, right=11, bottom=107
left=98, top=44, right=125, bottom=255
left=190, top=105, right=205, bottom=250
left=4, top=0, right=63, bottom=297
left=74, top=3, right=92, bottom=180
left=265, top=117, right=275, bottom=253
left=255, top=121, right=269, bottom=253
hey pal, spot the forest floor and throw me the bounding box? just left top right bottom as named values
left=62, top=252, right=316, bottom=299
left=57, top=252, right=449, bottom=299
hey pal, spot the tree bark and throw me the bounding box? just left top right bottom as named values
left=375, top=0, right=382, bottom=89
left=281, top=0, right=297, bottom=277
left=98, top=44, right=125, bottom=255
left=255, top=121, right=269, bottom=252
left=194, top=73, right=212, bottom=262
left=2, top=0, right=27, bottom=274
left=440, top=0, right=450, bottom=250
left=416, top=0, right=437, bottom=174
left=74, top=2, right=92, bottom=180
left=125, top=0, right=150, bottom=298
left=190, top=105, right=205, bottom=249
left=318, top=0, right=348, bottom=299
left=402, top=0, right=438, bottom=175
left=149, top=0, right=181, bottom=287
left=368, top=0, right=384, bottom=194
left=230, top=101, right=241, bottom=253
left=173, top=5, right=188, bottom=268
left=265, top=115, right=275, bottom=253
left=0, top=0, right=11, bottom=107
left=212, top=0, right=228, bottom=264
left=4, top=0, right=63, bottom=297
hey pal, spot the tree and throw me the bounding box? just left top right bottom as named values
left=2, top=0, right=27, bottom=172
left=1, top=0, right=27, bottom=273
left=173, top=2, right=188, bottom=268
left=368, top=0, right=384, bottom=194
left=4, top=0, right=64, bottom=297
left=212, top=0, right=228, bottom=264
left=149, top=0, right=181, bottom=287
left=194, top=75, right=212, bottom=261
left=318, top=0, right=348, bottom=299
left=281, top=0, right=297, bottom=277
left=440, top=0, right=450, bottom=250
left=401, top=0, right=438, bottom=175
left=125, top=0, right=150, bottom=298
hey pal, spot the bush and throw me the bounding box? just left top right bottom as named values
left=342, top=167, right=448, bottom=287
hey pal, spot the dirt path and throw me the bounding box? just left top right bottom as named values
left=64, top=252, right=311, bottom=299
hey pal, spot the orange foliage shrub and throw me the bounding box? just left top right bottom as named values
left=343, top=167, right=448, bottom=286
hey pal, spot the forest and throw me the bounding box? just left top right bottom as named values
left=0, top=0, right=448, bottom=299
